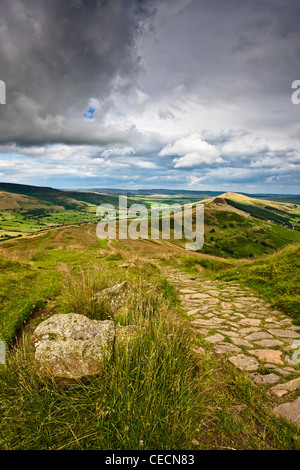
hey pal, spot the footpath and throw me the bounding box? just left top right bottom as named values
left=163, top=267, right=300, bottom=428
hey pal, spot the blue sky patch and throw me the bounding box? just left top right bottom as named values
left=83, top=107, right=96, bottom=120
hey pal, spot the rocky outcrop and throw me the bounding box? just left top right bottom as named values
left=30, top=313, right=136, bottom=384
left=92, top=280, right=129, bottom=312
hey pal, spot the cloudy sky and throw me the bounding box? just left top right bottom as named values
left=0, top=0, right=299, bottom=193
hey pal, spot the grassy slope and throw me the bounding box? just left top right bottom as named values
left=0, top=191, right=59, bottom=211
left=214, top=244, right=300, bottom=324
left=0, top=184, right=141, bottom=240
left=199, top=201, right=300, bottom=259
left=0, top=184, right=119, bottom=239
left=0, top=226, right=299, bottom=449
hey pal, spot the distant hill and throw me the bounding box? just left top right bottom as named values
left=1, top=182, right=299, bottom=205
left=195, top=192, right=300, bottom=258
left=62, top=190, right=136, bottom=208
left=0, top=182, right=138, bottom=210
left=79, top=187, right=300, bottom=202
left=219, top=192, right=300, bottom=229
left=0, top=182, right=86, bottom=211
left=85, top=188, right=225, bottom=198
left=0, top=190, right=62, bottom=212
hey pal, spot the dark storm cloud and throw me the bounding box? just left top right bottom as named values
left=0, top=0, right=152, bottom=145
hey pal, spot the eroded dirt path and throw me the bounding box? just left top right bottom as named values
left=162, top=266, right=300, bottom=428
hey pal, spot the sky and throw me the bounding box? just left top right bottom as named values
left=0, top=0, right=299, bottom=194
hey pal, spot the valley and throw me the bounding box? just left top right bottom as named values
left=0, top=182, right=300, bottom=450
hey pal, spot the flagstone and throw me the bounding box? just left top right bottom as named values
left=186, top=308, right=200, bottom=316
left=240, top=327, right=262, bottom=335
left=266, top=367, right=289, bottom=376
left=268, top=329, right=300, bottom=339
left=240, top=318, right=261, bottom=327
left=245, top=331, right=273, bottom=341
left=273, top=398, right=300, bottom=427
left=204, top=333, right=225, bottom=344
left=251, top=372, right=281, bottom=385
left=179, top=288, right=197, bottom=294
left=193, top=329, right=210, bottom=335
left=253, top=339, right=284, bottom=348
left=214, top=343, right=241, bottom=355
left=231, top=337, right=253, bottom=348
left=190, top=293, right=215, bottom=299
left=270, top=377, right=300, bottom=397
left=228, top=354, right=259, bottom=371
left=249, top=349, right=284, bottom=365
left=217, top=329, right=240, bottom=338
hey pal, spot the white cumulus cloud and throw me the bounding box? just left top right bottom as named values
left=159, top=133, right=223, bottom=168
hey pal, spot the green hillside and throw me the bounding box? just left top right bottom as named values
left=0, top=183, right=136, bottom=241
left=196, top=193, right=300, bottom=259
left=0, top=182, right=85, bottom=210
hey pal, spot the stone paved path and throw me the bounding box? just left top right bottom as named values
left=162, top=267, right=300, bottom=428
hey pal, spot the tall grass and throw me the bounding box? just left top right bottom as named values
left=0, top=266, right=202, bottom=450
left=0, top=245, right=299, bottom=449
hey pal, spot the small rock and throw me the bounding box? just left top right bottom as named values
left=228, top=354, right=259, bottom=371
left=192, top=439, right=200, bottom=446
left=273, top=397, right=300, bottom=427
left=30, top=313, right=137, bottom=384
left=263, top=364, right=292, bottom=376
left=30, top=314, right=116, bottom=384
left=92, top=281, right=129, bottom=311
